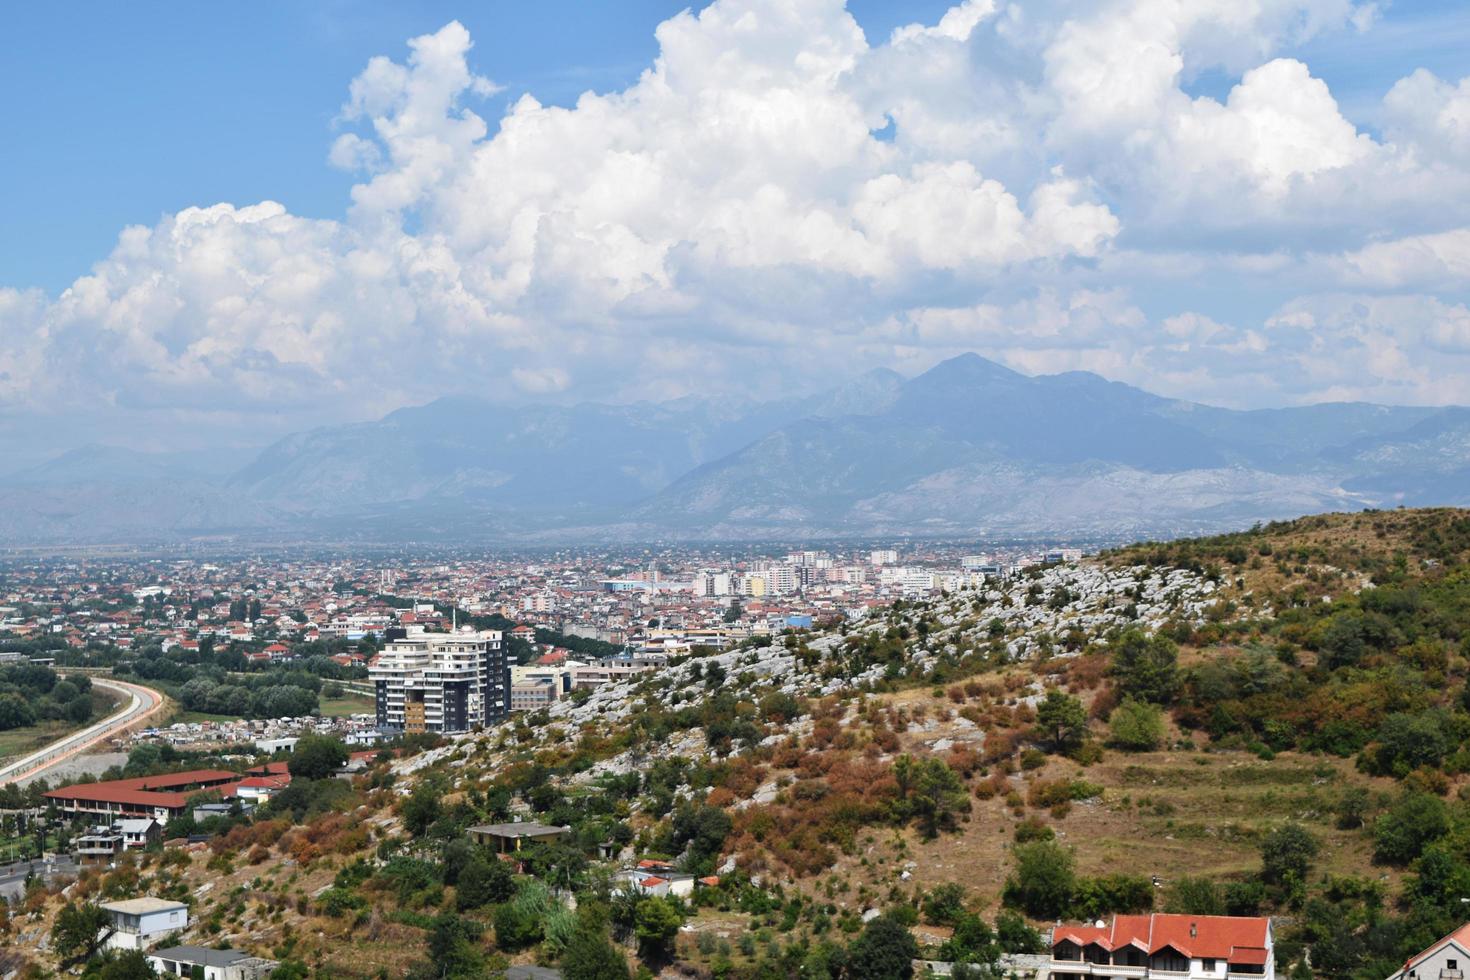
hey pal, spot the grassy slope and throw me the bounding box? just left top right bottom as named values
left=0, top=685, right=124, bottom=763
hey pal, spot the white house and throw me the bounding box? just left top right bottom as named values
left=1050, top=913, right=1274, bottom=980
left=99, top=897, right=190, bottom=951
left=1384, top=921, right=1470, bottom=980
left=148, top=945, right=278, bottom=980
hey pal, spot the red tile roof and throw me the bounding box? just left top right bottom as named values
left=1053, top=914, right=1271, bottom=962
left=43, top=769, right=241, bottom=809
left=1402, top=921, right=1470, bottom=973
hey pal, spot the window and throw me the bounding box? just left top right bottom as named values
left=1203, top=959, right=1216, bottom=971
left=1450, top=961, right=1459, bottom=971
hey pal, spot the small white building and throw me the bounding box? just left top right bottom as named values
left=1384, top=921, right=1470, bottom=980
left=99, top=897, right=190, bottom=951
left=148, top=945, right=278, bottom=980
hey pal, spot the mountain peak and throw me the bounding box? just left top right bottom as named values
left=912, top=352, right=1026, bottom=388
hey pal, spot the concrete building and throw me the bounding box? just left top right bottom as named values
left=99, top=897, right=190, bottom=951
left=467, top=821, right=572, bottom=853
left=370, top=627, right=508, bottom=734
left=148, top=946, right=279, bottom=980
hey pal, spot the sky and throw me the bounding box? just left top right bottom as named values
left=1, top=0, right=1468, bottom=462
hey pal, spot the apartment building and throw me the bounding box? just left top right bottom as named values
left=1050, top=913, right=1274, bottom=980
left=370, top=627, right=508, bottom=734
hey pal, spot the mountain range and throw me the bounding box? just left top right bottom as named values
left=4, top=353, right=1467, bottom=545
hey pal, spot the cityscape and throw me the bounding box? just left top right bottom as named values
left=2, top=2, right=1469, bottom=980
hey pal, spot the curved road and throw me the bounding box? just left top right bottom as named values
left=0, top=677, right=165, bottom=787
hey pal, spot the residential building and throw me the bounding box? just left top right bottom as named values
left=1384, top=920, right=1470, bottom=980
left=467, top=821, right=572, bottom=853
left=99, top=897, right=190, bottom=951
left=148, top=945, right=279, bottom=980
left=1049, top=913, right=1274, bottom=980
left=370, top=627, right=508, bottom=734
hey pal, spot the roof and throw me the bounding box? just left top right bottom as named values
left=44, top=769, right=241, bottom=809
left=115, top=819, right=157, bottom=832
left=149, top=946, right=251, bottom=967
left=468, top=822, right=570, bottom=838
left=506, top=967, right=562, bottom=980
left=1052, top=914, right=1271, bottom=962
left=100, top=897, right=188, bottom=915
left=1401, top=921, right=1470, bottom=972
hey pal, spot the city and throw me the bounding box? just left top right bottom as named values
left=2, top=1, right=1469, bottom=979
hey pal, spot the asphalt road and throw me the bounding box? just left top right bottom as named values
left=0, top=854, right=78, bottom=902
left=0, top=677, right=165, bottom=787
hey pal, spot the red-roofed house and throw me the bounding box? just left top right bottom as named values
left=1387, top=920, right=1470, bottom=980
left=1050, top=913, right=1274, bottom=979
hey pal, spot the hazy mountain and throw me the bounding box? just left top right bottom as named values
left=624, top=354, right=1465, bottom=538
left=6, top=354, right=1466, bottom=545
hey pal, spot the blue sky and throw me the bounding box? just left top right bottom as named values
left=4, top=0, right=960, bottom=293
left=1, top=0, right=1468, bottom=457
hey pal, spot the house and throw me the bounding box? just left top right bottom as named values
left=467, top=822, right=572, bottom=853
left=117, top=818, right=162, bottom=849
left=1049, top=913, right=1274, bottom=980
left=1385, top=920, right=1470, bottom=980
left=98, top=897, right=190, bottom=950
left=148, top=945, right=279, bottom=980
left=73, top=827, right=126, bottom=865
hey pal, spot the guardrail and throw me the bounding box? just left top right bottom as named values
left=0, top=679, right=158, bottom=785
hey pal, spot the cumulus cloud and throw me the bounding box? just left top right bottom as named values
left=4, top=0, right=1470, bottom=454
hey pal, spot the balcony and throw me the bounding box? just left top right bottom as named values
left=1439, top=970, right=1464, bottom=980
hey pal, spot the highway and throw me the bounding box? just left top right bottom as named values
left=0, top=677, right=165, bottom=787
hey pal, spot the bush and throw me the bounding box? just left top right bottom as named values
left=1373, top=792, right=1450, bottom=865
left=1003, top=840, right=1075, bottom=919
left=922, top=883, right=968, bottom=926
left=1109, top=700, right=1165, bottom=751
left=1261, top=824, right=1319, bottom=885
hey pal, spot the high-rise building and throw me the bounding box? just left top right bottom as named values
left=370, top=627, right=508, bottom=734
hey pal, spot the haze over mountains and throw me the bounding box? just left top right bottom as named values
left=5, top=354, right=1468, bottom=546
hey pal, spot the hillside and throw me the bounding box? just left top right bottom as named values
left=8, top=508, right=1470, bottom=980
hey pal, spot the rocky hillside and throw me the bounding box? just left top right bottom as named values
left=9, top=508, right=1470, bottom=980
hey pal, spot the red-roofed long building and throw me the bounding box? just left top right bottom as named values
left=43, top=770, right=240, bottom=824
left=1050, top=913, right=1274, bottom=980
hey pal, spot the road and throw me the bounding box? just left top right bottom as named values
left=0, top=854, right=78, bottom=902
left=0, top=677, right=165, bottom=787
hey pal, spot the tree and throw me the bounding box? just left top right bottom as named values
left=456, top=856, right=515, bottom=909
left=1109, top=630, right=1180, bottom=704
left=1374, top=792, right=1450, bottom=865
left=562, top=925, right=631, bottom=980
left=287, top=735, right=348, bottom=781
left=922, top=882, right=969, bottom=926
left=426, top=913, right=485, bottom=979
left=53, top=901, right=111, bottom=961
left=847, top=914, right=919, bottom=980
left=894, top=754, right=971, bottom=838
left=81, top=950, right=157, bottom=980
left=633, top=896, right=684, bottom=959
left=1163, top=876, right=1224, bottom=916
left=1260, top=824, right=1319, bottom=885
left=1035, top=690, right=1088, bottom=753
left=1108, top=699, right=1165, bottom=751
left=401, top=784, right=442, bottom=836
left=1004, top=840, right=1076, bottom=919
left=0, top=692, right=36, bottom=730
left=995, top=911, right=1043, bottom=954
left=671, top=804, right=733, bottom=873
left=495, top=899, right=543, bottom=951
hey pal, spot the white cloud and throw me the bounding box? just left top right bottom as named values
left=4, top=0, right=1469, bottom=452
